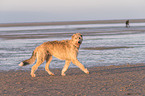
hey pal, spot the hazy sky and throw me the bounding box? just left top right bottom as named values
left=0, top=0, right=145, bottom=23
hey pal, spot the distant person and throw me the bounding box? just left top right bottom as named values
left=126, top=20, right=130, bottom=28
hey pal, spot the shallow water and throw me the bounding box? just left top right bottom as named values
left=0, top=23, right=145, bottom=71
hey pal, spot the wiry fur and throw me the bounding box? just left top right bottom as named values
left=19, top=51, right=36, bottom=66
left=19, top=33, right=89, bottom=77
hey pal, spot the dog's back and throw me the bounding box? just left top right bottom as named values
left=37, top=40, right=77, bottom=60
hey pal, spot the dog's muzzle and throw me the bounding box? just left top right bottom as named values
left=78, top=40, right=82, bottom=45
left=78, top=41, right=81, bottom=44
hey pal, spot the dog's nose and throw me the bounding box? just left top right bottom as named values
left=78, top=40, right=82, bottom=44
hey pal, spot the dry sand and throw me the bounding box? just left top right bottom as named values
left=1, top=64, right=145, bottom=96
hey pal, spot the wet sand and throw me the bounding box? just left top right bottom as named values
left=1, top=19, right=145, bottom=40
left=0, top=19, right=145, bottom=27
left=82, top=46, right=133, bottom=50
left=1, top=64, right=145, bottom=96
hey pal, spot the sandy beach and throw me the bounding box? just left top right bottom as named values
left=1, top=19, right=145, bottom=95
left=0, top=64, right=145, bottom=96
left=1, top=19, right=145, bottom=27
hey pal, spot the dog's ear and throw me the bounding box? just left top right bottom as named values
left=71, top=34, right=75, bottom=39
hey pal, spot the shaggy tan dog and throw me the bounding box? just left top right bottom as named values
left=19, top=33, right=89, bottom=77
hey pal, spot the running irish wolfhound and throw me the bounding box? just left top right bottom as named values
left=19, top=33, right=89, bottom=77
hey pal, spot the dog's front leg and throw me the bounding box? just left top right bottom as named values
left=72, top=59, right=89, bottom=74
left=61, top=60, right=71, bottom=76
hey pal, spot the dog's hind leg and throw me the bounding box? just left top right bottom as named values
left=45, top=55, right=54, bottom=76
left=61, top=60, right=71, bottom=76
left=30, top=53, right=45, bottom=77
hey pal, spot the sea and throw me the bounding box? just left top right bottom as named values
left=0, top=22, right=145, bottom=71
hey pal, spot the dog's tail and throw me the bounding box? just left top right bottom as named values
left=19, top=50, right=37, bottom=66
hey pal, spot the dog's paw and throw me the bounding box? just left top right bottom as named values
left=47, top=71, right=55, bottom=76
left=86, top=71, right=89, bottom=74
left=61, top=73, right=66, bottom=76
left=31, top=73, right=36, bottom=77
left=50, top=73, right=55, bottom=76
left=84, top=68, right=89, bottom=74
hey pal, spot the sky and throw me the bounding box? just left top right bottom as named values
left=0, top=0, right=145, bottom=23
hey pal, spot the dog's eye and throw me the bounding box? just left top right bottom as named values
left=79, top=37, right=81, bottom=39
left=80, top=35, right=82, bottom=37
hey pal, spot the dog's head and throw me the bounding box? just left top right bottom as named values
left=71, top=33, right=83, bottom=47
